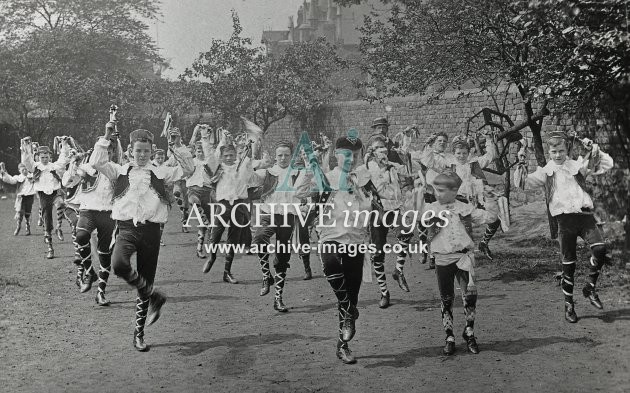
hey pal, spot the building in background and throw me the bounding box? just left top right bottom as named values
left=262, top=0, right=384, bottom=99
left=262, top=0, right=379, bottom=55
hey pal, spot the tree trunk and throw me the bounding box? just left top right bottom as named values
left=523, top=99, right=547, bottom=167
left=520, top=94, right=557, bottom=238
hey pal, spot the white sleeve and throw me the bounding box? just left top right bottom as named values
left=91, top=138, right=122, bottom=180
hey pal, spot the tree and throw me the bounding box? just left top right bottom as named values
left=518, top=0, right=630, bottom=252
left=0, top=0, right=174, bottom=162
left=181, top=12, right=265, bottom=128
left=518, top=0, right=630, bottom=165
left=272, top=38, right=348, bottom=128
left=357, top=0, right=554, bottom=166
left=182, top=11, right=347, bottom=133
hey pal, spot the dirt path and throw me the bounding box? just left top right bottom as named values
left=1, top=199, right=629, bottom=393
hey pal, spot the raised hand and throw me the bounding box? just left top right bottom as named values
left=198, top=124, right=211, bottom=139
left=105, top=121, right=116, bottom=140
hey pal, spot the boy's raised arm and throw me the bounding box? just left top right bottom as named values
left=92, top=122, right=122, bottom=181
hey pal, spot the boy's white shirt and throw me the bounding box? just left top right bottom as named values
left=21, top=147, right=68, bottom=195
left=201, top=136, right=254, bottom=204
left=214, top=159, right=252, bottom=204
left=2, top=172, right=36, bottom=196
left=252, top=164, right=306, bottom=215
left=296, top=166, right=372, bottom=245
left=360, top=160, right=404, bottom=211
left=184, top=137, right=221, bottom=188
left=424, top=200, right=498, bottom=258
left=514, top=145, right=613, bottom=217
left=91, top=137, right=192, bottom=224
left=413, top=144, right=496, bottom=196
left=62, top=160, right=114, bottom=211
left=186, top=157, right=214, bottom=188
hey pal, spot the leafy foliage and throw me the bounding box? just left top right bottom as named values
left=357, top=0, right=556, bottom=166
left=182, top=12, right=347, bottom=132
left=0, top=0, right=181, bottom=161
left=518, top=0, right=630, bottom=168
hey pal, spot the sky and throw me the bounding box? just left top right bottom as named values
left=151, top=0, right=304, bottom=78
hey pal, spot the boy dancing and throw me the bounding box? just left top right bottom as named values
left=200, top=131, right=251, bottom=285
left=152, top=148, right=169, bottom=246
left=62, top=140, right=121, bottom=305
left=514, top=131, right=613, bottom=323
left=166, top=128, right=190, bottom=233
left=412, top=132, right=450, bottom=269
left=186, top=126, right=217, bottom=259
left=21, top=139, right=70, bottom=259
left=425, top=171, right=499, bottom=355
left=297, top=134, right=372, bottom=364
left=420, top=135, right=503, bottom=259
left=363, top=135, right=415, bottom=308
left=1, top=162, right=36, bottom=236
left=250, top=140, right=304, bottom=312
left=92, top=122, right=193, bottom=351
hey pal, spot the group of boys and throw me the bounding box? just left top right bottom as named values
left=0, top=116, right=615, bottom=363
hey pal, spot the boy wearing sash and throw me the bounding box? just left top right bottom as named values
left=425, top=171, right=499, bottom=355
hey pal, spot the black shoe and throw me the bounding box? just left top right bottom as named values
left=378, top=291, right=390, bottom=309
left=421, top=253, right=428, bottom=264
left=25, top=224, right=31, bottom=236
left=336, top=343, right=357, bottom=364
left=392, top=268, right=410, bottom=292
left=182, top=226, right=189, bottom=233
left=443, top=338, right=456, bottom=356
left=134, top=335, right=149, bottom=352
left=583, top=285, right=603, bottom=309
left=479, top=242, right=493, bottom=260
left=303, top=268, right=312, bottom=280
left=196, top=248, right=206, bottom=259
left=80, top=272, right=97, bottom=293
left=462, top=332, right=479, bottom=354
left=202, top=255, right=216, bottom=273
left=14, top=224, right=21, bottom=236
left=147, top=291, right=167, bottom=326
left=75, top=272, right=83, bottom=288
left=223, top=271, right=238, bottom=284
left=56, top=228, right=64, bottom=241
left=341, top=313, right=356, bottom=342
left=351, top=304, right=360, bottom=321
left=274, top=297, right=288, bottom=313
left=565, top=302, right=578, bottom=323
left=95, top=291, right=110, bottom=306
left=260, top=276, right=274, bottom=296
left=428, top=256, right=435, bottom=270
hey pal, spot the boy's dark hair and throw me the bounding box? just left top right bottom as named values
left=220, top=144, right=237, bottom=155
left=368, top=134, right=387, bottom=147
left=547, top=137, right=569, bottom=149
left=433, top=171, right=462, bottom=190
left=434, top=132, right=448, bottom=141
left=275, top=140, right=294, bottom=153
left=451, top=139, right=470, bottom=152
left=545, top=131, right=569, bottom=148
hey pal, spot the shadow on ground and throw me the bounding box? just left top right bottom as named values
left=360, top=336, right=601, bottom=368
left=152, top=333, right=329, bottom=376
